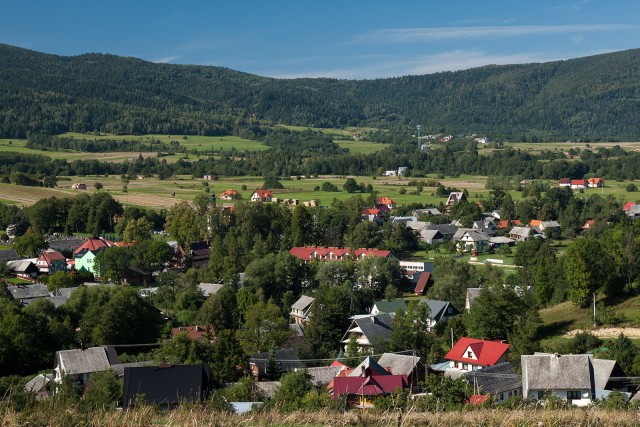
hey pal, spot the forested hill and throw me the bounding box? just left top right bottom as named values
left=2, top=44, right=640, bottom=140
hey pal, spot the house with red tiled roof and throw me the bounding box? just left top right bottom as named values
left=582, top=219, right=596, bottom=230
left=587, top=177, right=605, bottom=188
left=376, top=197, right=396, bottom=209
left=170, top=325, right=215, bottom=342
left=332, top=357, right=408, bottom=406
left=35, top=249, right=67, bottom=274
left=558, top=178, right=571, bottom=187
left=570, top=180, right=587, bottom=190
left=74, top=237, right=115, bottom=274
left=360, top=208, right=385, bottom=223
left=250, top=189, right=272, bottom=202
left=219, top=189, right=241, bottom=200
left=444, top=337, right=510, bottom=373
left=73, top=237, right=114, bottom=256
left=289, top=246, right=397, bottom=262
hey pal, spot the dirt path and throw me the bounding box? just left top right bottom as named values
left=564, top=327, right=640, bottom=339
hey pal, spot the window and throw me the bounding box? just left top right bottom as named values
left=567, top=390, right=581, bottom=400
left=537, top=391, right=545, bottom=400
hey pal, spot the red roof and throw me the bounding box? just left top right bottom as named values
left=252, top=189, right=272, bottom=199
left=558, top=178, right=570, bottom=184
left=289, top=246, right=393, bottom=261
left=582, top=219, right=596, bottom=229
left=414, top=272, right=432, bottom=295
left=170, top=325, right=215, bottom=341
left=529, top=219, right=542, bottom=227
left=376, top=197, right=396, bottom=206
left=332, top=375, right=407, bottom=398
left=571, top=179, right=586, bottom=185
left=511, top=219, right=522, bottom=225
left=444, top=337, right=509, bottom=367
left=73, top=237, right=114, bottom=255
left=588, top=177, right=604, bottom=185
left=468, top=395, right=490, bottom=405
left=220, top=189, right=239, bottom=197
left=624, top=202, right=637, bottom=211
left=360, top=209, right=381, bottom=215
left=38, top=250, right=66, bottom=266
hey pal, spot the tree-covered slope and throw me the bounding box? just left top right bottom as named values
left=1, top=44, right=640, bottom=140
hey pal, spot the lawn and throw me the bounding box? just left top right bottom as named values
left=335, top=140, right=389, bottom=154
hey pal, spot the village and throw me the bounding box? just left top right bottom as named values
left=2, top=177, right=640, bottom=413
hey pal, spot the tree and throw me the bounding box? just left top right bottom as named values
left=132, top=239, right=173, bottom=271
left=389, top=301, right=435, bottom=359
left=565, top=237, right=615, bottom=306
left=153, top=332, right=215, bottom=365
left=465, top=284, right=528, bottom=340
left=211, top=329, right=247, bottom=383
left=321, top=181, right=339, bottom=192
left=94, top=182, right=103, bottom=190
left=346, top=221, right=381, bottom=249
left=45, top=271, right=74, bottom=292
left=291, top=205, right=314, bottom=247
left=353, top=256, right=400, bottom=298
left=14, top=229, right=48, bottom=257
left=600, top=333, right=638, bottom=375
left=237, top=302, right=291, bottom=354
left=93, top=246, right=132, bottom=282
left=83, top=370, right=122, bottom=410
left=301, top=285, right=351, bottom=359
left=343, top=178, right=360, bottom=193
left=428, top=257, right=476, bottom=310
left=272, top=371, right=313, bottom=413
left=197, top=283, right=238, bottom=332
left=164, top=200, right=203, bottom=247
left=123, top=217, right=153, bottom=242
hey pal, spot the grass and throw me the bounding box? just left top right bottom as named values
left=335, top=140, right=389, bottom=154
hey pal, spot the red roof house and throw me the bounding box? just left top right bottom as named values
left=219, top=189, right=240, bottom=200
left=170, top=325, right=215, bottom=342
left=73, top=237, right=114, bottom=256
left=250, top=189, right=273, bottom=202
left=558, top=178, right=571, bottom=187
left=332, top=357, right=408, bottom=406
left=35, top=250, right=67, bottom=274
left=581, top=219, right=596, bottom=230
left=570, top=180, right=586, bottom=189
left=444, top=337, right=510, bottom=372
left=376, top=197, right=396, bottom=209
left=587, top=177, right=605, bottom=188
left=413, top=272, right=432, bottom=295
left=624, top=202, right=637, bottom=212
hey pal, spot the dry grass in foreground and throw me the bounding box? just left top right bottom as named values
left=2, top=406, right=640, bottom=427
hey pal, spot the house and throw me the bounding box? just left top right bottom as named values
left=370, top=299, right=458, bottom=331
left=465, top=288, right=481, bottom=312
left=425, top=224, right=458, bottom=241
left=495, top=219, right=522, bottom=230
left=290, top=295, right=315, bottom=326
left=413, top=271, right=432, bottom=295
left=445, top=192, right=467, bottom=213
left=249, top=348, right=302, bottom=380
left=333, top=357, right=408, bottom=406
left=530, top=220, right=561, bottom=237
left=558, top=178, right=571, bottom=187
left=488, top=236, right=515, bottom=250
left=0, top=249, right=19, bottom=263
left=35, top=250, right=67, bottom=274
left=7, top=283, right=50, bottom=303
left=390, top=216, right=416, bottom=226
left=581, top=219, right=596, bottom=230
left=473, top=220, right=496, bottom=237
left=53, top=346, right=121, bottom=384
left=341, top=314, right=394, bottom=353
left=174, top=241, right=211, bottom=269
left=570, top=179, right=587, bottom=190
left=170, top=325, right=215, bottom=342
left=456, top=230, right=490, bottom=254
left=521, top=354, right=594, bottom=406
left=219, top=189, right=240, bottom=200
left=587, top=177, right=605, bottom=188
left=399, top=261, right=433, bottom=273
left=24, top=373, right=53, bottom=400
left=360, top=208, right=385, bottom=223
left=413, top=208, right=442, bottom=217
left=306, top=365, right=345, bottom=387
left=508, top=226, right=535, bottom=242
left=289, top=246, right=397, bottom=262
left=122, top=364, right=211, bottom=408
left=197, top=282, right=223, bottom=297
left=6, top=259, right=39, bottom=279
left=251, top=189, right=273, bottom=202
left=71, top=183, right=87, bottom=190
left=461, top=362, right=522, bottom=402
left=376, top=353, right=426, bottom=390
left=73, top=237, right=114, bottom=256
left=445, top=337, right=510, bottom=373
left=376, top=197, right=396, bottom=210
left=627, top=204, right=640, bottom=219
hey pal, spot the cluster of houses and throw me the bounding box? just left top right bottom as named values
left=558, top=177, right=605, bottom=190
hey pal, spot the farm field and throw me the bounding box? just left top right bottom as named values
left=480, top=140, right=640, bottom=155
left=335, top=140, right=389, bottom=154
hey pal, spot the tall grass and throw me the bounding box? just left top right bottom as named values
left=2, top=405, right=640, bottom=427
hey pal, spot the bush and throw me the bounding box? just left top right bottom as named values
left=626, top=183, right=638, bottom=192
left=321, top=182, right=339, bottom=192
left=271, top=371, right=313, bottom=413
left=83, top=370, right=122, bottom=410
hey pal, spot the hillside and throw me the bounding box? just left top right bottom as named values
left=2, top=44, right=640, bottom=140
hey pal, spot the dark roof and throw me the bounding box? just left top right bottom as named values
left=353, top=314, right=393, bottom=343
left=462, top=362, right=521, bottom=396
left=56, top=347, right=115, bottom=376
left=349, top=356, right=390, bottom=377
left=0, top=249, right=19, bottom=262
left=306, top=366, right=343, bottom=386
left=249, top=348, right=303, bottom=376
left=8, top=283, right=50, bottom=300
left=377, top=353, right=425, bottom=377
left=122, top=364, right=211, bottom=408
left=425, top=224, right=458, bottom=236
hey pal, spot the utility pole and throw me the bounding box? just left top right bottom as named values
left=450, top=327, right=454, bottom=348
left=593, top=292, right=597, bottom=327
left=416, top=124, right=421, bottom=151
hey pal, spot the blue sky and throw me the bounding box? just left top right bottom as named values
left=2, top=0, right=640, bottom=79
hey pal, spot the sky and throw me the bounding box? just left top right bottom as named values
left=2, top=0, right=640, bottom=80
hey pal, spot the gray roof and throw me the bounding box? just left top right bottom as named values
left=56, top=347, right=116, bottom=376
left=24, top=373, right=51, bottom=393
left=420, top=229, right=443, bottom=241
left=406, top=220, right=429, bottom=232
left=198, top=283, right=223, bottom=297
left=391, top=216, right=417, bottom=225
left=0, top=249, right=19, bottom=262
left=461, top=230, right=490, bottom=242
left=466, top=288, right=482, bottom=310
left=348, top=314, right=394, bottom=344
left=377, top=353, right=424, bottom=376
left=426, top=224, right=458, bottom=236
left=521, top=354, right=593, bottom=395
left=413, top=208, right=442, bottom=217
left=291, top=295, right=315, bottom=311
left=111, top=361, right=154, bottom=378
left=590, top=357, right=619, bottom=390
left=542, top=220, right=561, bottom=228
left=55, top=287, right=78, bottom=298
left=7, top=259, right=37, bottom=274
left=256, top=381, right=280, bottom=398
left=306, top=366, right=342, bottom=386
left=628, top=204, right=640, bottom=215
left=21, top=295, right=69, bottom=308
left=451, top=228, right=471, bottom=242
left=462, top=362, right=521, bottom=396
left=424, top=300, right=458, bottom=321
left=509, top=226, right=533, bottom=238
left=8, top=283, right=50, bottom=300
left=249, top=348, right=303, bottom=375
left=290, top=323, right=304, bottom=337
left=489, top=236, right=515, bottom=244
left=348, top=356, right=389, bottom=377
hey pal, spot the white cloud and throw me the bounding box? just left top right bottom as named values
left=350, top=24, right=637, bottom=45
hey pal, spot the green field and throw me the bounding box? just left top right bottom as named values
left=336, top=140, right=389, bottom=154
